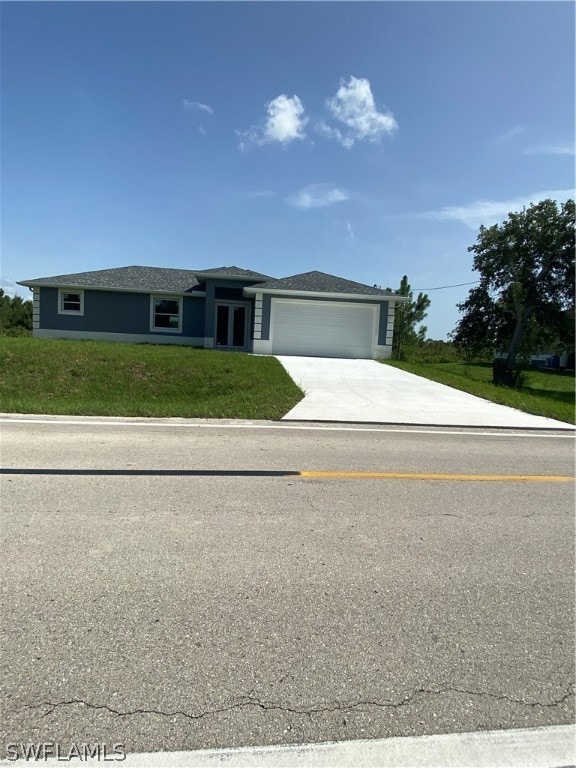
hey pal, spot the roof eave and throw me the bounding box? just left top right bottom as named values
left=243, top=287, right=406, bottom=301
left=17, top=281, right=206, bottom=297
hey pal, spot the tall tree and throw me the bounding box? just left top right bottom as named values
left=453, top=199, right=575, bottom=371
left=392, top=275, right=431, bottom=359
left=0, top=289, right=33, bottom=334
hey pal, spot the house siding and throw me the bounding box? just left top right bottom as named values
left=29, top=275, right=396, bottom=357
left=214, top=286, right=246, bottom=301
left=203, top=279, right=256, bottom=344
left=260, top=295, right=272, bottom=340
left=377, top=300, right=389, bottom=345
left=38, top=287, right=205, bottom=338
left=32, top=288, right=40, bottom=330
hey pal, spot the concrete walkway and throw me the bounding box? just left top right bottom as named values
left=277, top=357, right=574, bottom=429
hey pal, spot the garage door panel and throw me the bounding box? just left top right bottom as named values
left=271, top=299, right=375, bottom=358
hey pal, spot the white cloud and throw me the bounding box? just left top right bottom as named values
left=238, top=79, right=397, bottom=151
left=523, top=143, right=575, bottom=156
left=286, top=183, right=349, bottom=210
left=0, top=277, right=26, bottom=298
left=315, top=121, right=355, bottom=149
left=423, top=189, right=575, bottom=229
left=346, top=221, right=355, bottom=240
left=183, top=99, right=214, bottom=115
left=238, top=94, right=308, bottom=150
left=320, top=76, right=398, bottom=148
left=264, top=94, right=307, bottom=143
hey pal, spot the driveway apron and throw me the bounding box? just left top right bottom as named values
left=276, top=356, right=574, bottom=429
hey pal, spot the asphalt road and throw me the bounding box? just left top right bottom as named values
left=0, top=417, right=574, bottom=759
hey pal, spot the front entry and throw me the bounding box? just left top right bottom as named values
left=215, top=302, right=249, bottom=349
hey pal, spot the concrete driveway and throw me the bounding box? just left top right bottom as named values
left=276, top=357, right=574, bottom=429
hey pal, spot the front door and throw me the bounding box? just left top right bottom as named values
left=215, top=303, right=249, bottom=349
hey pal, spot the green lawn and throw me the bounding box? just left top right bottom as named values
left=384, top=359, right=575, bottom=424
left=0, top=337, right=303, bottom=419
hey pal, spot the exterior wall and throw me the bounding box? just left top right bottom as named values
left=385, top=301, right=395, bottom=348
left=260, top=295, right=272, bottom=341
left=256, top=294, right=390, bottom=352
left=374, top=343, right=393, bottom=359
left=253, top=294, right=393, bottom=359
left=202, top=278, right=255, bottom=348
left=214, top=286, right=246, bottom=301
left=252, top=338, right=273, bottom=355
left=252, top=337, right=392, bottom=359
left=253, top=293, right=263, bottom=342
left=34, top=329, right=203, bottom=345
left=377, top=300, right=389, bottom=345
left=33, top=283, right=396, bottom=358
left=37, top=287, right=205, bottom=342
left=32, top=288, right=40, bottom=330
left=372, top=298, right=393, bottom=356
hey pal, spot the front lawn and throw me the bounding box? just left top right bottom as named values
left=0, top=337, right=303, bottom=419
left=384, top=359, right=575, bottom=424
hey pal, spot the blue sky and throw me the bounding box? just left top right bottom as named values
left=2, top=1, right=574, bottom=339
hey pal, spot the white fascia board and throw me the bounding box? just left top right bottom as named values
left=243, top=287, right=407, bottom=302
left=17, top=282, right=206, bottom=298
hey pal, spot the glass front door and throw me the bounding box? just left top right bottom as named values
left=215, top=303, right=248, bottom=349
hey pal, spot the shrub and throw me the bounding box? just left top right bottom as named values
left=401, top=340, right=462, bottom=364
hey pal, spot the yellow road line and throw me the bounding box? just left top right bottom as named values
left=299, top=471, right=575, bottom=482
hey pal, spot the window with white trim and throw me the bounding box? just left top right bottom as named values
left=151, top=296, right=182, bottom=332
left=58, top=289, right=84, bottom=315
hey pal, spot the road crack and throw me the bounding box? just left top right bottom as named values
left=29, top=683, right=574, bottom=722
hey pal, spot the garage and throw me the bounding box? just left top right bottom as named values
left=270, top=298, right=377, bottom=358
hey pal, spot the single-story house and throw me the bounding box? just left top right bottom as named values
left=18, top=265, right=407, bottom=359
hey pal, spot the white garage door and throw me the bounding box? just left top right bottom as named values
left=270, top=299, right=376, bottom=358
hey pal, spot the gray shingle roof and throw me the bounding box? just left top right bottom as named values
left=249, top=271, right=397, bottom=296
left=19, top=265, right=274, bottom=293
left=19, top=266, right=203, bottom=293
left=19, top=265, right=400, bottom=298
left=193, top=266, right=273, bottom=280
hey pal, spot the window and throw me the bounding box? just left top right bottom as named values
left=151, top=296, right=182, bottom=332
left=58, top=289, right=84, bottom=315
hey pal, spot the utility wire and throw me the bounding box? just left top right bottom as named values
left=413, top=280, right=480, bottom=291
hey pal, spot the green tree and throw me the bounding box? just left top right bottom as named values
left=0, top=289, right=33, bottom=334
left=392, top=275, right=431, bottom=359
left=452, top=199, right=575, bottom=375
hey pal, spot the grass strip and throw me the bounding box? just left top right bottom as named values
left=0, top=337, right=303, bottom=419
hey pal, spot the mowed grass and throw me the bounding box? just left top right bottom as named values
left=384, top=359, right=575, bottom=424
left=0, top=337, right=303, bottom=419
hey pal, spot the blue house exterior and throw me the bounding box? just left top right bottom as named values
left=19, top=265, right=406, bottom=359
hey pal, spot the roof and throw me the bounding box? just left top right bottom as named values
left=19, top=265, right=404, bottom=299
left=192, top=266, right=273, bottom=280
left=18, top=265, right=271, bottom=294
left=244, top=270, right=399, bottom=297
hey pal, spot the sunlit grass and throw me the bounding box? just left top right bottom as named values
left=0, top=337, right=303, bottom=419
